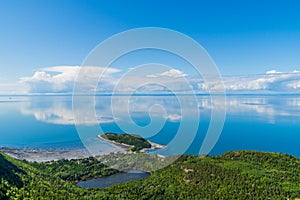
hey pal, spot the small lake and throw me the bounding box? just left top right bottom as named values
left=76, top=170, right=150, bottom=189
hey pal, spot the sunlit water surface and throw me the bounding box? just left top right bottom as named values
left=0, top=95, right=300, bottom=160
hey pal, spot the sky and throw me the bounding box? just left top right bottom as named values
left=0, top=0, right=300, bottom=94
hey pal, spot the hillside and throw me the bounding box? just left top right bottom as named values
left=0, top=150, right=300, bottom=199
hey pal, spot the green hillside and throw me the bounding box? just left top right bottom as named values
left=1, top=150, right=300, bottom=199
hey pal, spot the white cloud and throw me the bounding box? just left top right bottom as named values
left=20, top=66, right=120, bottom=94
left=14, top=67, right=300, bottom=94
left=266, top=70, right=283, bottom=74
left=287, top=81, right=300, bottom=89
left=160, top=69, right=187, bottom=77
left=147, top=69, right=187, bottom=78
left=196, top=70, right=300, bottom=93
left=166, top=114, right=181, bottom=122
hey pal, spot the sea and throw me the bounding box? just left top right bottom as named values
left=0, top=94, right=300, bottom=161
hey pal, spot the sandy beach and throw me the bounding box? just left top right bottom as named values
left=0, top=147, right=95, bottom=162
left=0, top=135, right=167, bottom=162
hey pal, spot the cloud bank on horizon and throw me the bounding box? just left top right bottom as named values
left=19, top=66, right=120, bottom=94
left=17, top=66, right=300, bottom=94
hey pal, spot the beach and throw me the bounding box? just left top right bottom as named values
left=0, top=134, right=166, bottom=162
left=0, top=147, right=95, bottom=162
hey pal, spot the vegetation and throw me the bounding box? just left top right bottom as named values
left=0, top=152, right=90, bottom=199
left=102, top=133, right=151, bottom=152
left=1, top=150, right=300, bottom=199
left=97, top=152, right=175, bottom=172
left=31, top=156, right=118, bottom=182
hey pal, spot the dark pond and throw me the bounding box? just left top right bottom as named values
left=76, top=170, right=150, bottom=189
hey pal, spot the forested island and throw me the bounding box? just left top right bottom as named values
left=1, top=150, right=300, bottom=199
left=98, top=133, right=165, bottom=152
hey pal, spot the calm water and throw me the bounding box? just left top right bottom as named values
left=0, top=95, right=300, bottom=159
left=77, top=170, right=150, bottom=189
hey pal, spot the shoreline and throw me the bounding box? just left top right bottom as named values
left=0, top=135, right=167, bottom=162
left=97, top=134, right=133, bottom=150
left=0, top=147, right=101, bottom=162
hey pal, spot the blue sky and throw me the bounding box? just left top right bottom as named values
left=0, top=0, right=300, bottom=94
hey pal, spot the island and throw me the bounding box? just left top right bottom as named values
left=98, top=133, right=166, bottom=152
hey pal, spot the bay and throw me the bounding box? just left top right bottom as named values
left=0, top=94, right=300, bottom=160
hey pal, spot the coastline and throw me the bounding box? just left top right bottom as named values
left=0, top=147, right=94, bottom=162
left=0, top=134, right=167, bottom=162
left=97, top=134, right=133, bottom=150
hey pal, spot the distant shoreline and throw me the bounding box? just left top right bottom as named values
left=0, top=134, right=167, bottom=162
left=0, top=147, right=94, bottom=162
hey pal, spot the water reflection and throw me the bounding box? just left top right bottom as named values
left=1, top=95, right=300, bottom=158
left=16, top=95, right=300, bottom=125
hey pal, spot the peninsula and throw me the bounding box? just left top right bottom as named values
left=98, top=133, right=166, bottom=152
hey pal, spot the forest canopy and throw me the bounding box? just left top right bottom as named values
left=0, top=150, right=300, bottom=199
